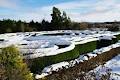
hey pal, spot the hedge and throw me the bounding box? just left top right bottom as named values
left=116, top=34, right=120, bottom=40
left=97, top=38, right=118, bottom=49
left=45, top=47, right=120, bottom=80
left=27, top=41, right=98, bottom=73
left=27, top=34, right=120, bottom=73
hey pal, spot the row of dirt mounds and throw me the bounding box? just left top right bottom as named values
left=40, top=47, right=120, bottom=80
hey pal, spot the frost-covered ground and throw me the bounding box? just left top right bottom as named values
left=85, top=54, right=120, bottom=80
left=35, top=41, right=120, bottom=79
left=1, top=30, right=120, bottom=79
left=0, top=30, right=120, bottom=59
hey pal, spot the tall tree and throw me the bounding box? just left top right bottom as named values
left=41, top=19, right=52, bottom=30
left=51, top=7, right=62, bottom=30
left=62, top=11, right=72, bottom=29
left=62, top=11, right=67, bottom=29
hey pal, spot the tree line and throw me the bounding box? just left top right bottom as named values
left=0, top=7, right=85, bottom=34
left=0, top=7, right=119, bottom=34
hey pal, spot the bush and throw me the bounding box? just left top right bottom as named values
left=0, top=46, right=33, bottom=80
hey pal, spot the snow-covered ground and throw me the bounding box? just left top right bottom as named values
left=86, top=54, right=120, bottom=80
left=0, top=30, right=120, bottom=59
left=1, top=30, right=120, bottom=79
left=35, top=40, right=120, bottom=79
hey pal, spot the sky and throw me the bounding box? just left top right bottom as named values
left=0, top=0, right=120, bottom=22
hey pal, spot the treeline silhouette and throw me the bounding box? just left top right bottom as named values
left=0, top=7, right=119, bottom=34
left=0, top=19, right=50, bottom=33
left=0, top=7, right=82, bottom=34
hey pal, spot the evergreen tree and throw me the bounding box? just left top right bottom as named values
left=41, top=19, right=47, bottom=30
left=51, top=7, right=62, bottom=30
left=41, top=19, right=52, bottom=30
left=62, top=11, right=67, bottom=29
left=61, top=11, right=72, bottom=29
left=16, top=20, right=22, bottom=32
left=0, top=46, right=33, bottom=80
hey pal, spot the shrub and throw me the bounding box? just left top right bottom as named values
left=0, top=46, right=33, bottom=80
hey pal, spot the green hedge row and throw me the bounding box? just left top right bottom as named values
left=28, top=41, right=97, bottom=73
left=97, top=38, right=118, bottom=49
left=116, top=34, right=120, bottom=40
left=28, top=34, right=120, bottom=73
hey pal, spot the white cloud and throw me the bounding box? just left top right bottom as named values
left=40, top=1, right=93, bottom=11
left=39, top=0, right=120, bottom=22
left=68, top=8, right=120, bottom=22
left=59, top=0, right=120, bottom=22
left=0, top=0, right=18, bottom=9
left=1, top=0, right=120, bottom=22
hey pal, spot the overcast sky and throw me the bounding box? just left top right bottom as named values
left=0, top=0, right=120, bottom=22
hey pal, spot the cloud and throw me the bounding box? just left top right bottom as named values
left=0, top=0, right=120, bottom=22
left=0, top=0, right=18, bottom=9
left=68, top=7, right=120, bottom=22
left=41, top=1, right=86, bottom=11
left=39, top=0, right=120, bottom=22
left=60, top=0, right=120, bottom=22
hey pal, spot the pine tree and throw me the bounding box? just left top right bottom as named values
left=51, top=7, right=62, bottom=30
